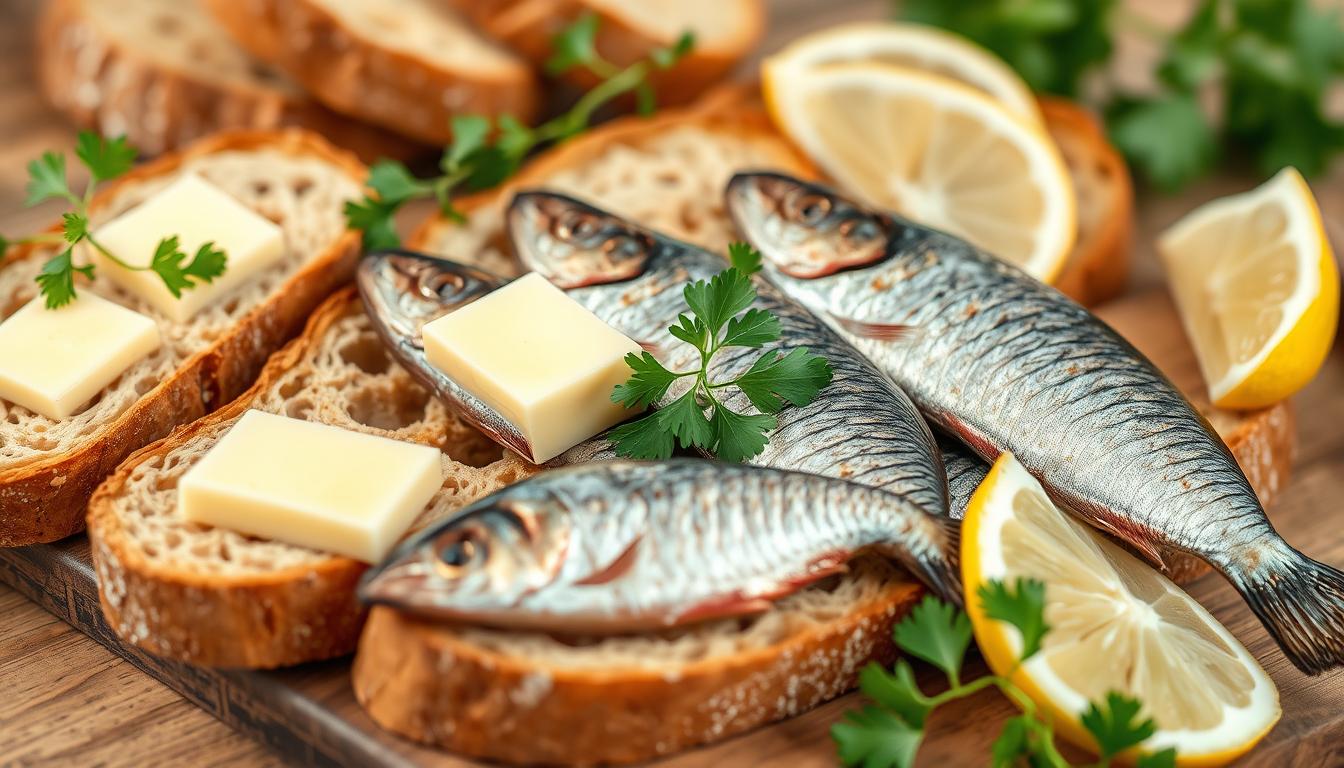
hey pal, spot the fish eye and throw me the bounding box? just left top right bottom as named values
left=554, top=212, right=598, bottom=242
left=791, top=193, right=831, bottom=224
left=840, top=218, right=882, bottom=242
left=436, top=530, right=481, bottom=575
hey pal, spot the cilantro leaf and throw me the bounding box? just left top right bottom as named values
left=1080, top=691, right=1157, bottom=760
left=978, top=577, right=1049, bottom=661
left=546, top=13, right=600, bottom=75
left=720, top=308, right=780, bottom=349
left=1109, top=93, right=1216, bottom=191
left=607, top=411, right=676, bottom=460
left=733, top=348, right=834, bottom=414
left=727, top=241, right=763, bottom=275
left=832, top=705, right=921, bottom=768
left=683, top=269, right=755, bottom=337
left=708, top=405, right=775, bottom=463
left=443, top=116, right=492, bottom=174
left=1138, top=748, right=1180, bottom=768
left=858, top=661, right=932, bottom=729
left=26, top=151, right=73, bottom=207
left=367, top=160, right=431, bottom=205
left=35, top=248, right=88, bottom=309
left=148, top=236, right=227, bottom=298
left=611, top=351, right=679, bottom=408
left=344, top=198, right=401, bottom=250
left=655, top=389, right=712, bottom=450
left=61, top=212, right=89, bottom=244
left=892, top=595, right=972, bottom=684
left=74, top=132, right=136, bottom=182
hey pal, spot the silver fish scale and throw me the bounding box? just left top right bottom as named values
left=564, top=242, right=948, bottom=517
left=779, top=234, right=1269, bottom=564
left=519, top=462, right=934, bottom=621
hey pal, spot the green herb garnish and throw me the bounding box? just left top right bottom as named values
left=607, top=243, right=833, bottom=463
left=4, top=131, right=228, bottom=309
left=343, top=14, right=695, bottom=250
left=897, top=0, right=1344, bottom=190
left=832, top=578, right=1179, bottom=767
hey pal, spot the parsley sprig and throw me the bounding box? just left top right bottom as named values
left=898, top=0, right=1344, bottom=190
left=2, top=131, right=227, bottom=309
left=607, top=243, right=833, bottom=463
left=833, top=579, right=1179, bottom=768
left=343, top=14, right=694, bottom=250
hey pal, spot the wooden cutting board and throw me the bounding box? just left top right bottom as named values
left=2, top=290, right=1326, bottom=768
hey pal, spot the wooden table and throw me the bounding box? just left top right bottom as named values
left=2, top=0, right=1343, bottom=766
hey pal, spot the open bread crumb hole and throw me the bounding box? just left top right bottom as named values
left=339, top=336, right=392, bottom=375
left=251, top=181, right=271, bottom=196
left=292, top=178, right=315, bottom=197
left=286, top=398, right=315, bottom=420
left=134, top=375, right=158, bottom=395
left=164, top=531, right=182, bottom=549
left=345, top=386, right=429, bottom=431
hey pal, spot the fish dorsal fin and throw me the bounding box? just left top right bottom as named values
left=831, top=314, right=915, bottom=342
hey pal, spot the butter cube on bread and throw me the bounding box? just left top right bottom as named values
left=0, top=293, right=161, bottom=420
left=93, top=174, right=286, bottom=322
left=179, top=410, right=443, bottom=563
left=422, top=272, right=643, bottom=464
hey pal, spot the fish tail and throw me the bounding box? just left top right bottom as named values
left=1222, top=538, right=1344, bottom=675
left=884, top=514, right=964, bottom=608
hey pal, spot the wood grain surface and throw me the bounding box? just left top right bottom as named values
left=2, top=0, right=1344, bottom=766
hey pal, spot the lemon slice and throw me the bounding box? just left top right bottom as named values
left=764, top=62, right=1075, bottom=282
left=1159, top=168, right=1339, bottom=410
left=962, top=453, right=1280, bottom=765
left=763, top=21, right=1042, bottom=125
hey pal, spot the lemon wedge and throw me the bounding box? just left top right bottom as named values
left=763, top=21, right=1042, bottom=125
left=962, top=452, right=1280, bottom=766
left=763, top=62, right=1076, bottom=282
left=1159, top=167, right=1339, bottom=410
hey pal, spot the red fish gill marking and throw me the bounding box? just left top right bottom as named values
left=573, top=534, right=644, bottom=587
left=671, top=551, right=853, bottom=624
left=941, top=413, right=1001, bottom=463
left=832, top=315, right=913, bottom=342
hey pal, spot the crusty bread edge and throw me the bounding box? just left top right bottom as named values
left=353, top=576, right=921, bottom=766
left=87, top=289, right=370, bottom=668
left=0, top=129, right=365, bottom=547
left=202, top=0, right=538, bottom=146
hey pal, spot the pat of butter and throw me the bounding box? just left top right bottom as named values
left=92, top=174, right=285, bottom=322
left=422, top=272, right=643, bottom=464
left=179, top=410, right=443, bottom=564
left=0, top=293, right=160, bottom=419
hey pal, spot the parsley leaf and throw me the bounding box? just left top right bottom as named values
left=1080, top=691, right=1157, bottom=760
left=733, top=348, right=834, bottom=414
left=545, top=12, right=601, bottom=75
left=367, top=160, right=432, bottom=206
left=61, top=212, right=89, bottom=245
left=727, top=241, right=763, bottom=275
left=709, top=405, right=775, bottom=463
left=893, top=595, right=973, bottom=685
left=656, top=389, right=713, bottom=450
left=651, top=32, right=697, bottom=70
left=858, top=661, right=933, bottom=729
left=1109, top=93, right=1216, bottom=191
left=1138, top=748, right=1180, bottom=768
left=832, top=705, right=921, bottom=768
left=74, top=132, right=136, bottom=182
left=668, top=313, right=710, bottom=350
left=344, top=197, right=401, bottom=251
left=720, top=308, right=780, bottom=349
left=35, top=248, right=91, bottom=309
left=26, top=151, right=73, bottom=207
left=683, top=268, right=755, bottom=337
left=611, top=351, right=680, bottom=408
left=149, top=236, right=227, bottom=298
left=443, top=116, right=492, bottom=173
left=989, top=715, right=1033, bottom=768
left=978, top=577, right=1050, bottom=661
left=607, top=411, right=676, bottom=460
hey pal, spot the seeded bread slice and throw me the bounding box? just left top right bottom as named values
left=88, top=289, right=536, bottom=668
left=36, top=0, right=415, bottom=162
left=0, top=129, right=365, bottom=547
left=445, top=0, right=766, bottom=107
left=202, top=0, right=539, bottom=146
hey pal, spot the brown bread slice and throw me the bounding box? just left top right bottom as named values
left=87, top=289, right=535, bottom=668
left=202, top=0, right=540, bottom=146
left=36, top=0, right=416, bottom=162
left=445, top=0, right=766, bottom=107
left=0, top=129, right=365, bottom=546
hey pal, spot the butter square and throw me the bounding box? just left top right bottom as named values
left=422, top=272, right=643, bottom=464
left=0, top=293, right=161, bottom=420
left=179, top=410, right=444, bottom=564
left=92, top=174, right=286, bottom=322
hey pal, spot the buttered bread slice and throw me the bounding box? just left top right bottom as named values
left=0, top=130, right=365, bottom=547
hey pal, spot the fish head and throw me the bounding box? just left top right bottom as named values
left=725, top=172, right=893, bottom=280
left=507, top=190, right=658, bottom=290
left=359, top=487, right=573, bottom=622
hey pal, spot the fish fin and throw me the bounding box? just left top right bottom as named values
left=831, top=314, right=914, bottom=342
left=875, top=515, right=964, bottom=607
left=674, top=593, right=775, bottom=625
left=636, top=339, right=662, bottom=354
left=1222, top=538, right=1344, bottom=674
left=673, top=556, right=853, bottom=625
left=573, top=535, right=643, bottom=587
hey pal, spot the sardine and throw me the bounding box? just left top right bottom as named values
left=360, top=459, right=961, bottom=631
left=726, top=171, right=1344, bottom=674
left=503, top=190, right=950, bottom=517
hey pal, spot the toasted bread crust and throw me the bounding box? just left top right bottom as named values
left=445, top=0, right=765, bottom=107
left=353, top=573, right=921, bottom=766
left=202, top=0, right=539, bottom=146
left=0, top=130, right=364, bottom=547
left=35, top=0, right=417, bottom=162
left=87, top=294, right=371, bottom=667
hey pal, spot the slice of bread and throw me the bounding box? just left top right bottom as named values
left=1043, top=97, right=1135, bottom=306
left=202, top=0, right=539, bottom=146
left=0, top=129, right=365, bottom=547
left=88, top=289, right=537, bottom=668
left=445, top=0, right=766, bottom=107
left=36, top=0, right=416, bottom=162
left=409, top=93, right=814, bottom=274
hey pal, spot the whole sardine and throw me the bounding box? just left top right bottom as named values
left=726, top=171, right=1344, bottom=674
left=503, top=190, right=950, bottom=516
left=360, top=459, right=961, bottom=631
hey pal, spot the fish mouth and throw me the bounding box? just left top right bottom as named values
left=506, top=190, right=658, bottom=289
